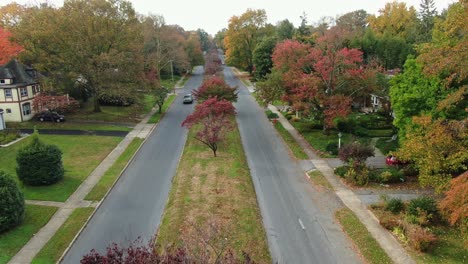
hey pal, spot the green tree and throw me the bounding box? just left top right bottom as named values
left=419, top=0, right=438, bottom=41
left=197, top=28, right=210, bottom=51
left=252, top=36, right=277, bottom=80
left=224, top=9, right=267, bottom=73
left=255, top=70, right=285, bottom=106
left=154, top=86, right=169, bottom=113
left=276, top=19, right=294, bottom=40
left=389, top=58, right=444, bottom=137
left=14, top=0, right=143, bottom=112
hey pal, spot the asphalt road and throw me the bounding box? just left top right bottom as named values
left=61, top=67, right=203, bottom=263
left=224, top=67, right=361, bottom=264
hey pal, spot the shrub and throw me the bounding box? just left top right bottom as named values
left=16, top=134, right=64, bottom=185
left=0, top=129, right=20, bottom=145
left=326, top=142, right=338, bottom=155
left=335, top=118, right=357, bottom=133
left=405, top=223, right=437, bottom=252
left=380, top=213, right=401, bottom=230
left=0, top=171, right=25, bottom=233
left=401, top=164, right=418, bottom=177
left=407, top=197, right=439, bottom=225
left=354, top=126, right=369, bottom=137
left=344, top=165, right=369, bottom=186
left=379, top=168, right=405, bottom=183
left=98, top=94, right=135, bottom=106
left=338, top=142, right=375, bottom=165
left=334, top=166, right=349, bottom=177
left=267, top=112, right=279, bottom=119
left=385, top=198, right=405, bottom=214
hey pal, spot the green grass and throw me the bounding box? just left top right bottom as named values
left=308, top=170, right=333, bottom=190
left=336, top=208, right=393, bottom=264
left=7, top=121, right=133, bottom=132
left=85, top=138, right=144, bottom=201
left=272, top=121, right=308, bottom=159
left=31, top=207, right=94, bottom=264
left=160, top=75, right=182, bottom=90
left=0, top=205, right=58, bottom=264
left=147, top=94, right=177, bottom=124
left=67, top=94, right=156, bottom=123
left=0, top=135, right=122, bottom=201
left=411, top=226, right=467, bottom=264
left=157, top=121, right=271, bottom=263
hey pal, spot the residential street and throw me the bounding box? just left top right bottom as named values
left=61, top=67, right=203, bottom=263
left=224, top=66, right=362, bottom=264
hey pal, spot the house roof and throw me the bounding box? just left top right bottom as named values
left=0, top=59, right=37, bottom=87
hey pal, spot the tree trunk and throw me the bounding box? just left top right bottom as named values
left=93, top=96, right=101, bottom=113
left=158, top=103, right=163, bottom=113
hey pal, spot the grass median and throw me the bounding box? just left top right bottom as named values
left=0, top=205, right=58, bottom=264
left=148, top=94, right=177, bottom=124
left=156, top=123, right=271, bottom=263
left=85, top=138, right=144, bottom=201
left=0, top=135, right=122, bottom=201
left=336, top=208, right=392, bottom=264
left=31, top=207, right=94, bottom=264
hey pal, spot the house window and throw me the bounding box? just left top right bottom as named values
left=4, top=88, right=12, bottom=98
left=0, top=80, right=5, bottom=84
left=22, top=103, right=31, bottom=116
left=20, top=87, right=28, bottom=97
left=32, top=85, right=40, bottom=94
left=6, top=108, right=11, bottom=113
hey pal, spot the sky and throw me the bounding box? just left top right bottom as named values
left=0, top=0, right=456, bottom=35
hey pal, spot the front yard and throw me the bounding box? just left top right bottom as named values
left=0, top=134, right=122, bottom=201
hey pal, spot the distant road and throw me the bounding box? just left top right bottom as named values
left=61, top=66, right=204, bottom=263
left=224, top=66, right=361, bottom=264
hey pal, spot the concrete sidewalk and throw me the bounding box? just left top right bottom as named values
left=268, top=105, right=415, bottom=264
left=8, top=107, right=160, bottom=264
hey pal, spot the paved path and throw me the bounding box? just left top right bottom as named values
left=267, top=105, right=415, bottom=264
left=60, top=67, right=202, bottom=263
left=226, top=66, right=361, bottom=264
left=8, top=71, right=194, bottom=264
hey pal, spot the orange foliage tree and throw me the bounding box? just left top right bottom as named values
left=439, top=172, right=467, bottom=233
left=0, top=26, right=22, bottom=64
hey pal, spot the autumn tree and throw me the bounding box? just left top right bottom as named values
left=154, top=86, right=169, bottom=113
left=394, top=116, right=467, bottom=193
left=439, top=172, right=467, bottom=233
left=0, top=26, right=23, bottom=64
left=224, top=9, right=267, bottom=73
left=203, top=49, right=222, bottom=76
left=181, top=98, right=236, bottom=157
left=32, top=94, right=79, bottom=113
left=335, top=9, right=368, bottom=38
left=185, top=32, right=205, bottom=67
left=13, top=0, right=143, bottom=112
left=193, top=76, right=237, bottom=103
left=255, top=71, right=285, bottom=107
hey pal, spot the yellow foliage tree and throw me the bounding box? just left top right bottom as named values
left=367, top=2, right=418, bottom=40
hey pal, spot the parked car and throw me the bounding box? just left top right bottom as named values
left=386, top=155, right=406, bottom=166
left=183, top=94, right=194, bottom=104
left=36, top=111, right=65, bottom=122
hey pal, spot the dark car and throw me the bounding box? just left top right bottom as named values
left=183, top=94, right=194, bottom=104
left=36, top=111, right=65, bottom=122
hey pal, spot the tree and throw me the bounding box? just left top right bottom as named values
left=193, top=77, right=238, bottom=103
left=255, top=70, right=285, bottom=106
left=197, top=28, right=210, bottom=51
left=13, top=0, right=143, bottom=112
left=203, top=49, right=223, bottom=75
left=32, top=94, right=79, bottom=113
left=439, top=172, right=467, bottom=233
left=0, top=171, right=24, bottom=233
left=389, top=58, right=445, bottom=137
left=252, top=36, right=277, bottom=80
left=0, top=26, right=23, bottom=64
left=185, top=33, right=205, bottom=67
left=154, top=86, right=169, bottom=113
left=395, top=116, right=467, bottom=193
left=338, top=142, right=375, bottom=165
left=16, top=132, right=64, bottom=186
left=181, top=98, right=236, bottom=157
left=276, top=19, right=294, bottom=40
left=224, top=9, right=267, bottom=73
left=335, top=9, right=368, bottom=38
left=419, top=0, right=438, bottom=41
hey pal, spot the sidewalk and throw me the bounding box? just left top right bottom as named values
left=268, top=105, right=415, bottom=264
left=8, top=107, right=160, bottom=264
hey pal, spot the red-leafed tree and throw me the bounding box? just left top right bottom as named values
left=204, top=49, right=222, bottom=75
left=193, top=76, right=238, bottom=102
left=32, top=94, right=80, bottom=113
left=0, top=26, right=23, bottom=64
left=272, top=36, right=365, bottom=130
left=182, top=98, right=236, bottom=157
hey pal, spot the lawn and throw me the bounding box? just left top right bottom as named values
left=160, top=75, right=182, bottom=91
left=0, top=135, right=122, bottom=201
left=147, top=94, right=177, bottom=124
left=67, top=94, right=156, bottom=123
left=6, top=121, right=133, bottom=132
left=0, top=205, right=58, bottom=264
left=157, top=122, right=271, bottom=263
left=85, top=138, right=144, bottom=201
left=31, top=207, right=94, bottom=264
left=336, top=208, right=393, bottom=264
left=272, top=120, right=308, bottom=159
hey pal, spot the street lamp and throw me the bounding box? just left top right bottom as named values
left=338, top=132, right=342, bottom=149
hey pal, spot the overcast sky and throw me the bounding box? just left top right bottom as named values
left=0, top=0, right=455, bottom=35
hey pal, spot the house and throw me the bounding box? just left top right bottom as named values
left=0, top=60, right=40, bottom=122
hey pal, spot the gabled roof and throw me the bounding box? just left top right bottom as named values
left=0, top=59, right=37, bottom=85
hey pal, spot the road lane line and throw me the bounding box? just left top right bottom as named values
left=298, top=218, right=306, bottom=230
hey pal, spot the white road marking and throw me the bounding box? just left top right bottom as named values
left=298, top=218, right=306, bottom=230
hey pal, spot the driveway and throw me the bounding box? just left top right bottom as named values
left=61, top=67, right=203, bottom=262
left=224, top=66, right=361, bottom=264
